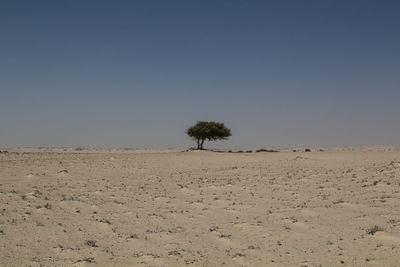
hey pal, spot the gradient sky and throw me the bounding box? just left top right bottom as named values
left=1, top=0, right=399, bottom=149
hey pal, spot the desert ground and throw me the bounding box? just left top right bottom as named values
left=0, top=148, right=399, bottom=266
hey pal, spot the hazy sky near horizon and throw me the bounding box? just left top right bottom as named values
left=1, top=0, right=399, bottom=149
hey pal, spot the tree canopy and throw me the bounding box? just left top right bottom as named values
left=186, top=121, right=231, bottom=150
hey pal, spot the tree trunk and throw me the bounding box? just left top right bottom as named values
left=200, top=139, right=205, bottom=150
left=197, top=139, right=200, bottom=149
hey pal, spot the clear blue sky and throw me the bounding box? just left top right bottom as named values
left=1, top=0, right=399, bottom=149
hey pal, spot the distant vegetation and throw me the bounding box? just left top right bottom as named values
left=256, top=149, right=279, bottom=153
left=186, top=121, right=231, bottom=150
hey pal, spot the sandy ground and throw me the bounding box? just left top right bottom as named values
left=0, top=148, right=399, bottom=266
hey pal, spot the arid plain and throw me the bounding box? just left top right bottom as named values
left=0, top=148, right=399, bottom=266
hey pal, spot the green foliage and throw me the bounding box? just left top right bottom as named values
left=186, top=121, right=231, bottom=150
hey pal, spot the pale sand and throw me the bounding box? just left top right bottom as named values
left=0, top=148, right=399, bottom=266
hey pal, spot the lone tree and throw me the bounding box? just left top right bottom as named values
left=186, top=121, right=231, bottom=150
